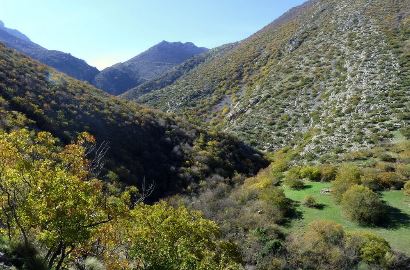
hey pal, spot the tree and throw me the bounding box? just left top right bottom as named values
left=332, top=164, right=361, bottom=202
left=287, top=220, right=356, bottom=270
left=94, top=202, right=243, bottom=270
left=300, top=166, right=321, bottom=181
left=346, top=232, right=393, bottom=268
left=341, top=185, right=385, bottom=225
left=287, top=221, right=398, bottom=270
left=0, top=129, right=131, bottom=269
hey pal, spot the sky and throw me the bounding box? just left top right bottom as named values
left=0, top=0, right=306, bottom=70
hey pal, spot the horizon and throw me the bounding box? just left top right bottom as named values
left=0, top=0, right=306, bottom=69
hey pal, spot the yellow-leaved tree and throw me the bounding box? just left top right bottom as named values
left=0, top=129, right=132, bottom=270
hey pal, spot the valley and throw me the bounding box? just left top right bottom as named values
left=0, top=0, right=408, bottom=269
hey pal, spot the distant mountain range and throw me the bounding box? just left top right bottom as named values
left=0, top=21, right=207, bottom=95
left=0, top=20, right=99, bottom=83
left=93, top=41, right=208, bottom=95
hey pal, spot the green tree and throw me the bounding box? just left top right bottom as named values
left=341, top=185, right=385, bottom=225
left=332, top=164, right=361, bottom=202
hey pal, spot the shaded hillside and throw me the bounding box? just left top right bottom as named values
left=0, top=21, right=99, bottom=83
left=133, top=0, right=410, bottom=160
left=93, top=41, right=208, bottom=95
left=0, top=43, right=267, bottom=199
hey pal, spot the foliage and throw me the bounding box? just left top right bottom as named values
left=300, top=166, right=321, bottom=181
left=319, top=164, right=337, bottom=182
left=286, top=220, right=403, bottom=270
left=405, top=181, right=410, bottom=196
left=341, top=185, right=385, bottom=225
left=0, top=43, right=267, bottom=200
left=332, top=164, right=361, bottom=202
left=0, top=129, right=132, bottom=269
left=95, top=202, right=243, bottom=270
left=303, top=195, right=318, bottom=208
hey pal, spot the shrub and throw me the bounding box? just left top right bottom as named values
left=300, top=166, right=321, bottom=181
left=379, top=153, right=396, bottom=162
left=303, top=196, right=318, bottom=208
left=284, top=178, right=305, bottom=190
left=320, top=164, right=337, bottom=182
left=377, top=172, right=402, bottom=189
left=332, top=164, right=361, bottom=202
left=360, top=168, right=382, bottom=191
left=287, top=221, right=355, bottom=269
left=341, top=185, right=385, bottom=225
left=6, top=242, right=47, bottom=270
left=346, top=232, right=393, bottom=268
left=404, top=181, right=410, bottom=196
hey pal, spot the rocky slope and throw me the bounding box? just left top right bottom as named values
left=93, top=41, right=208, bottom=95
left=130, top=0, right=409, bottom=160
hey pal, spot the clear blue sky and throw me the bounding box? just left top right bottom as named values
left=0, top=0, right=306, bottom=69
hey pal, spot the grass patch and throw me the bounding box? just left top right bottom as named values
left=283, top=181, right=410, bottom=255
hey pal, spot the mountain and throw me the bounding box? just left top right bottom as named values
left=122, top=43, right=237, bottom=100
left=129, top=0, right=410, bottom=159
left=0, top=42, right=267, bottom=199
left=93, top=41, right=208, bottom=95
left=0, top=21, right=99, bottom=83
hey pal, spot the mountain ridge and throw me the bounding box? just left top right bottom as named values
left=93, top=40, right=208, bottom=95
left=0, top=21, right=99, bottom=83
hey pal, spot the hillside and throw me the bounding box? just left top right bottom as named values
left=93, top=41, right=208, bottom=95
left=0, top=42, right=267, bottom=199
left=132, top=0, right=410, bottom=159
left=122, top=43, right=237, bottom=100
left=0, top=21, right=99, bottom=83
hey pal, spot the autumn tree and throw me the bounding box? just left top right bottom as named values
left=0, top=129, right=132, bottom=269
left=94, top=202, right=243, bottom=270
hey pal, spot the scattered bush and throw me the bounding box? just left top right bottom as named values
left=284, top=178, right=305, bottom=190
left=360, top=168, right=383, bottom=191
left=300, top=166, right=321, bottom=181
left=404, top=181, right=410, bottom=196
left=332, top=164, right=361, bottom=202
left=320, top=164, right=337, bottom=182
left=303, top=196, right=319, bottom=208
left=341, top=185, right=385, bottom=225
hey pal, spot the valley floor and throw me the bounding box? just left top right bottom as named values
left=284, top=181, right=410, bottom=255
